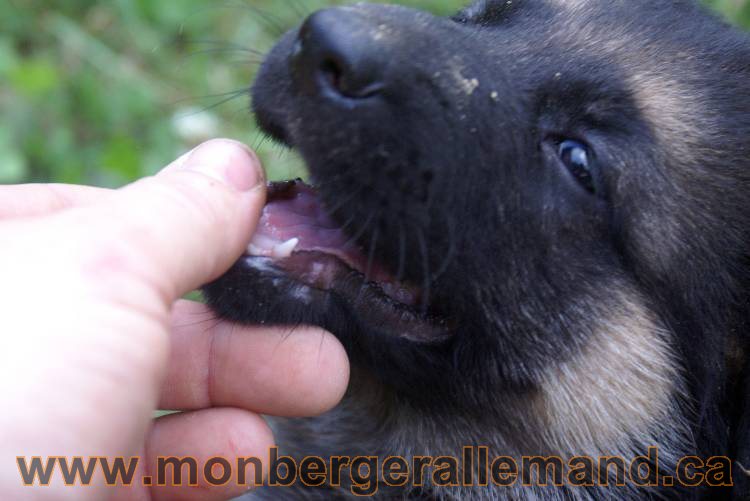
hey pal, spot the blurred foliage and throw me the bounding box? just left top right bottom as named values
left=1, top=0, right=748, bottom=186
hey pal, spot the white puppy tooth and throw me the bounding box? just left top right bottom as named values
left=272, top=238, right=300, bottom=259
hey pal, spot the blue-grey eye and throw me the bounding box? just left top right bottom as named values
left=558, top=140, right=595, bottom=194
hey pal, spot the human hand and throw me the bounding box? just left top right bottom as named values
left=0, top=139, right=350, bottom=500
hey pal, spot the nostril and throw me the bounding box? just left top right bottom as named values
left=319, top=57, right=344, bottom=94
left=293, top=8, right=386, bottom=101
left=313, top=55, right=384, bottom=99
left=317, top=55, right=383, bottom=99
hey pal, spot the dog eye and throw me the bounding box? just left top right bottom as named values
left=558, top=140, right=595, bottom=194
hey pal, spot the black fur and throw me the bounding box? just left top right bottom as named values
left=203, top=1, right=750, bottom=498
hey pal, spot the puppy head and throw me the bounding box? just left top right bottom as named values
left=204, top=0, right=750, bottom=421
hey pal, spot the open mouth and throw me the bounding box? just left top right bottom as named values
left=242, top=179, right=450, bottom=341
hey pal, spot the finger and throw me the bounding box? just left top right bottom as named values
left=0, top=148, right=191, bottom=219
left=0, top=184, right=112, bottom=218
left=159, top=300, right=350, bottom=417
left=59, top=139, right=267, bottom=303
left=112, top=408, right=273, bottom=501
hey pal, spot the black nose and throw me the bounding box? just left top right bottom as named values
left=292, top=8, right=386, bottom=100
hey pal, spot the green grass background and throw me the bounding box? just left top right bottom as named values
left=1, top=0, right=748, bottom=187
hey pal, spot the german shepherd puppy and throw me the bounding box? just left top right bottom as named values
left=203, top=0, right=750, bottom=498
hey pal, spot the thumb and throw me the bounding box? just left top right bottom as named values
left=75, top=139, right=267, bottom=302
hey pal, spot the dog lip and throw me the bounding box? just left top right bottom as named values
left=240, top=179, right=454, bottom=343
left=242, top=249, right=451, bottom=343
left=265, top=250, right=422, bottom=310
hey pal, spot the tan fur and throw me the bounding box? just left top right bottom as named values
left=539, top=293, right=683, bottom=456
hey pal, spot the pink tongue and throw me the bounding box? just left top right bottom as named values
left=247, top=182, right=419, bottom=306
left=249, top=182, right=382, bottom=278
left=260, top=184, right=352, bottom=251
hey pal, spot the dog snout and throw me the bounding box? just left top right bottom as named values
left=292, top=8, right=387, bottom=101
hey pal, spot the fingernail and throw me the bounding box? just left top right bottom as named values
left=183, top=139, right=265, bottom=191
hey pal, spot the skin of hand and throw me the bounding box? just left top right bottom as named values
left=0, top=139, right=350, bottom=501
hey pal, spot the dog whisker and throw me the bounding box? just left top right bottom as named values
left=396, top=220, right=407, bottom=282
left=416, top=225, right=431, bottom=316
left=342, top=213, right=375, bottom=250
left=356, top=225, right=380, bottom=304
left=236, top=1, right=288, bottom=36
left=185, top=39, right=268, bottom=57
left=171, top=88, right=251, bottom=117
left=433, top=210, right=457, bottom=281
left=321, top=186, right=364, bottom=218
